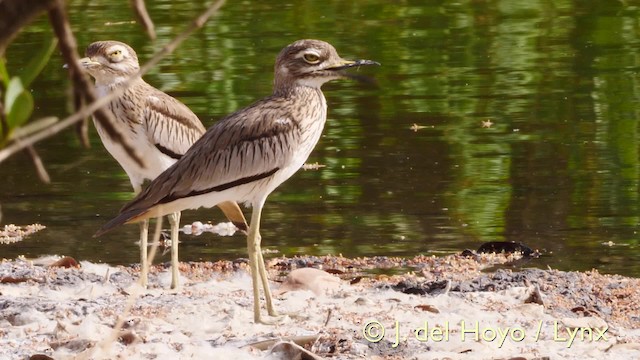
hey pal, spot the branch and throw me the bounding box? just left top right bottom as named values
left=73, top=87, right=91, bottom=148
left=47, top=0, right=144, bottom=168
left=25, top=145, right=51, bottom=183
left=0, top=0, right=226, bottom=165
left=0, top=0, right=57, bottom=55
left=137, top=0, right=226, bottom=75
left=129, top=0, right=156, bottom=40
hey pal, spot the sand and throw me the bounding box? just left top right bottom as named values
left=1, top=253, right=640, bottom=360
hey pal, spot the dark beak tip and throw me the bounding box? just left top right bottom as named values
left=359, top=60, right=380, bottom=66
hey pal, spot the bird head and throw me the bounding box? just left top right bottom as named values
left=79, top=41, right=140, bottom=85
left=274, top=39, right=379, bottom=91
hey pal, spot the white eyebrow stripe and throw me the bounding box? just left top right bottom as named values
left=296, top=48, right=321, bottom=58
left=106, top=45, right=128, bottom=55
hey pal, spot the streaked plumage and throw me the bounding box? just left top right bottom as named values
left=96, top=39, right=378, bottom=323
left=81, top=40, right=247, bottom=289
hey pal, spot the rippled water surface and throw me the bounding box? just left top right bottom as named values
left=2, top=1, right=640, bottom=276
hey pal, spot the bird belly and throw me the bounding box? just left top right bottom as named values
left=129, top=109, right=327, bottom=220
left=138, top=180, right=267, bottom=220
left=94, top=119, right=175, bottom=187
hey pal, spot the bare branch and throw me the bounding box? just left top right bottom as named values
left=0, top=0, right=57, bottom=55
left=9, top=117, right=58, bottom=140
left=47, top=0, right=144, bottom=167
left=75, top=117, right=90, bottom=148
left=138, top=0, right=226, bottom=75
left=0, top=101, right=107, bottom=163
left=129, top=0, right=156, bottom=40
left=73, top=88, right=90, bottom=148
left=0, top=0, right=226, bottom=164
left=25, top=145, right=51, bottom=183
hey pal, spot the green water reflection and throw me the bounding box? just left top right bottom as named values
left=2, top=0, right=640, bottom=276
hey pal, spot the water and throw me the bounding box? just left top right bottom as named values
left=2, top=0, right=640, bottom=277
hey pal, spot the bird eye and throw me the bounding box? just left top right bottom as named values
left=303, top=53, right=320, bottom=64
left=109, top=50, right=124, bottom=62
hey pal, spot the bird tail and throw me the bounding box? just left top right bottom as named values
left=217, top=201, right=249, bottom=234
left=93, top=207, right=152, bottom=237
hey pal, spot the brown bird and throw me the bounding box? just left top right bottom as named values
left=80, top=40, right=247, bottom=289
left=95, top=39, right=379, bottom=323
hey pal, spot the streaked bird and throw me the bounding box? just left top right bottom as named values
left=95, top=39, right=379, bottom=323
left=80, top=40, right=247, bottom=288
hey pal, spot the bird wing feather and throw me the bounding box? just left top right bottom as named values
left=143, top=87, right=206, bottom=158
left=121, top=95, right=299, bottom=214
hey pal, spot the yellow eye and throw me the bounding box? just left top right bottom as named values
left=303, top=53, right=320, bottom=64
left=109, top=50, right=123, bottom=62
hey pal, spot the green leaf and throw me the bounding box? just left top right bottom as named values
left=17, top=36, right=58, bottom=88
left=6, top=91, right=34, bottom=129
left=5, top=77, right=24, bottom=111
left=0, top=58, right=8, bottom=87
left=5, top=77, right=34, bottom=128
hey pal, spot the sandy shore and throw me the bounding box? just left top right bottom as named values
left=1, top=253, right=640, bottom=359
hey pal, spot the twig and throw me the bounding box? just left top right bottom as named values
left=246, top=335, right=320, bottom=351
left=73, top=87, right=90, bottom=148
left=87, top=216, right=163, bottom=359
left=25, top=145, right=50, bottom=183
left=129, top=0, right=156, bottom=40
left=0, top=0, right=57, bottom=55
left=0, top=96, right=114, bottom=163
left=137, top=0, right=226, bottom=76
left=9, top=117, right=58, bottom=140
left=0, top=0, right=226, bottom=165
left=324, top=308, right=332, bottom=327
left=47, top=0, right=143, bottom=167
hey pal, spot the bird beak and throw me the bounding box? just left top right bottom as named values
left=326, top=59, right=380, bottom=71
left=77, top=57, right=101, bottom=69
left=64, top=57, right=99, bottom=70
left=326, top=59, right=380, bottom=84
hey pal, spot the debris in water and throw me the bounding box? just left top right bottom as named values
left=181, top=221, right=238, bottom=236
left=0, top=224, right=46, bottom=244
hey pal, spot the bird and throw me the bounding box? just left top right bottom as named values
left=79, top=40, right=248, bottom=289
left=95, top=39, right=379, bottom=323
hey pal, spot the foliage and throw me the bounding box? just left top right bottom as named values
left=0, top=36, right=57, bottom=147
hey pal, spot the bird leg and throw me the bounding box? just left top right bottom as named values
left=218, top=201, right=248, bottom=233
left=168, top=211, right=181, bottom=289
left=247, top=203, right=278, bottom=324
left=247, top=208, right=263, bottom=323
left=139, top=219, right=149, bottom=288
left=257, top=247, right=277, bottom=316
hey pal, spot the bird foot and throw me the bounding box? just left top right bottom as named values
left=255, top=316, right=282, bottom=325
left=255, top=311, right=286, bottom=325
left=255, top=309, right=308, bottom=324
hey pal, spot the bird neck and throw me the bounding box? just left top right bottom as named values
left=272, top=82, right=323, bottom=100
left=94, top=75, right=144, bottom=90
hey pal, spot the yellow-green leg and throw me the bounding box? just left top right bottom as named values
left=133, top=183, right=150, bottom=288
left=168, top=211, right=181, bottom=289
left=247, top=203, right=279, bottom=323
left=256, top=247, right=277, bottom=316
left=139, top=219, right=149, bottom=288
